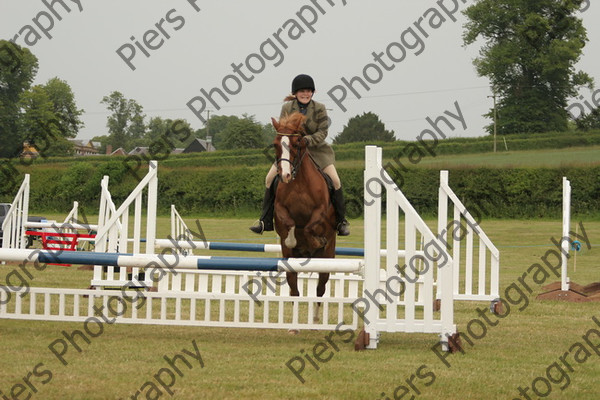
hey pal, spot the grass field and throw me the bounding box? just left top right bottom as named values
left=415, top=145, right=600, bottom=169
left=1, top=216, right=599, bottom=400
left=336, top=145, right=600, bottom=170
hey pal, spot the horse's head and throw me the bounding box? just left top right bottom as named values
left=272, top=113, right=307, bottom=184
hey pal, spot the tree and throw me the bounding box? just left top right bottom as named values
left=17, top=85, right=68, bottom=156
left=463, top=0, right=593, bottom=134
left=144, top=117, right=193, bottom=150
left=194, top=114, right=271, bottom=150
left=261, top=123, right=277, bottom=146
left=16, top=78, right=83, bottom=157
left=168, top=119, right=193, bottom=148
left=101, top=91, right=146, bottom=150
left=575, top=107, right=600, bottom=131
left=194, top=114, right=241, bottom=149
left=333, top=112, right=395, bottom=144
left=0, top=40, right=39, bottom=157
left=220, top=117, right=264, bottom=150
left=43, top=77, right=84, bottom=138
left=1, top=43, right=82, bottom=158
left=145, top=117, right=170, bottom=144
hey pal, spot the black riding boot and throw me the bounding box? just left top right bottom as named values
left=249, top=186, right=275, bottom=234
left=332, top=188, right=350, bottom=236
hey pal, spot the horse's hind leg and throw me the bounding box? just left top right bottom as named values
left=316, top=273, right=330, bottom=297
left=314, top=273, right=330, bottom=323
left=305, top=207, right=330, bottom=249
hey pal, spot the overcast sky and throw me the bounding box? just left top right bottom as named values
left=1, top=0, right=598, bottom=143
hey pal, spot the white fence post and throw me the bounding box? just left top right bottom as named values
left=2, top=174, right=30, bottom=250
left=364, top=146, right=382, bottom=349
left=145, top=161, right=158, bottom=255
left=561, top=177, right=571, bottom=291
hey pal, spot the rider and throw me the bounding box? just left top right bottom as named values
left=249, top=74, right=350, bottom=236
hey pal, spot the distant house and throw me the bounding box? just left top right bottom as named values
left=19, top=141, right=39, bottom=160
left=68, top=139, right=100, bottom=156
left=128, top=147, right=149, bottom=156
left=183, top=138, right=216, bottom=153
left=110, top=147, right=127, bottom=156
left=127, top=146, right=185, bottom=156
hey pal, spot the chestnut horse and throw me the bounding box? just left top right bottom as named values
left=271, top=113, right=336, bottom=321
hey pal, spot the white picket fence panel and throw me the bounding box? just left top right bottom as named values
left=92, top=162, right=158, bottom=289
left=0, top=287, right=358, bottom=331
left=438, top=171, right=500, bottom=301
left=170, top=205, right=196, bottom=256
left=362, top=146, right=455, bottom=349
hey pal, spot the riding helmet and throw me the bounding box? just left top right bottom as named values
left=291, top=74, right=315, bottom=93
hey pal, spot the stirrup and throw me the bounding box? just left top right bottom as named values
left=337, top=220, right=350, bottom=236
left=249, top=220, right=265, bottom=234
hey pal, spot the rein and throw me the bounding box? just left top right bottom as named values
left=276, top=132, right=302, bottom=137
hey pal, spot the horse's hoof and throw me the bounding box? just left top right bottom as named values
left=313, top=316, right=321, bottom=324
left=288, top=329, right=300, bottom=335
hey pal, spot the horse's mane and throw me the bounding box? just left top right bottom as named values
left=277, top=112, right=306, bottom=135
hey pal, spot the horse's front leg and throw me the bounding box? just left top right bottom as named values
left=274, top=203, right=297, bottom=248
left=276, top=206, right=301, bottom=334
left=304, top=205, right=331, bottom=249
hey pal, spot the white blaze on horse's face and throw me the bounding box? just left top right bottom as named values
left=280, top=136, right=292, bottom=183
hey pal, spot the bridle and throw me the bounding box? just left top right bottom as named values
left=276, top=132, right=308, bottom=180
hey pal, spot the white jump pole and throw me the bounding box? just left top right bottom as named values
left=0, top=248, right=364, bottom=274
left=561, top=177, right=571, bottom=292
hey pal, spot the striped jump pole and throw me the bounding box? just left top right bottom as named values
left=24, top=221, right=98, bottom=231
left=0, top=249, right=364, bottom=274
left=154, top=239, right=424, bottom=258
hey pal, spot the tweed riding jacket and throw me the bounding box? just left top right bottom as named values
left=280, top=99, right=335, bottom=169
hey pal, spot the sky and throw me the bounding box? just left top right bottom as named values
left=1, top=0, right=598, bottom=144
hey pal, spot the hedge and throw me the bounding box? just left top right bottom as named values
left=2, top=129, right=599, bottom=218
left=2, top=162, right=598, bottom=219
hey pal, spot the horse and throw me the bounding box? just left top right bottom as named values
left=271, top=112, right=336, bottom=327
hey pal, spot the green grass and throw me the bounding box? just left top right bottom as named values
left=335, top=145, right=600, bottom=170
left=415, top=145, right=600, bottom=169
left=1, top=217, right=599, bottom=399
